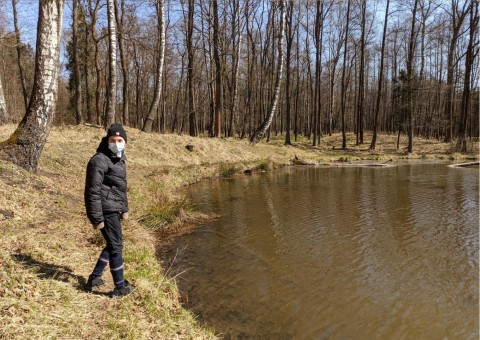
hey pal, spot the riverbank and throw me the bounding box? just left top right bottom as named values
left=0, top=124, right=478, bottom=338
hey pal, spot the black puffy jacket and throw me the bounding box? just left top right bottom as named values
left=84, top=137, right=128, bottom=224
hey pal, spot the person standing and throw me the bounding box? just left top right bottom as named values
left=84, top=123, right=135, bottom=297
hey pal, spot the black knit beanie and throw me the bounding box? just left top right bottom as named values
left=106, top=123, right=127, bottom=143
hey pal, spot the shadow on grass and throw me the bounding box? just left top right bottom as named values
left=11, top=253, right=110, bottom=296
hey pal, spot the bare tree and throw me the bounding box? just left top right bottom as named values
left=12, top=0, right=29, bottom=112
left=227, top=0, right=242, bottom=137
left=212, top=0, right=222, bottom=137
left=456, top=0, right=478, bottom=151
left=370, top=0, right=390, bottom=150
left=187, top=0, right=197, bottom=136
left=73, top=0, right=83, bottom=125
left=313, top=0, right=331, bottom=146
left=0, top=0, right=65, bottom=171
left=284, top=0, right=294, bottom=145
left=143, top=0, right=165, bottom=133
left=250, top=0, right=286, bottom=144
left=106, top=0, right=117, bottom=127
left=114, top=0, right=130, bottom=126
left=406, top=0, right=419, bottom=153
left=327, top=4, right=344, bottom=137
left=356, top=0, right=367, bottom=145
left=84, top=4, right=93, bottom=124
left=87, top=0, right=103, bottom=126
left=340, top=0, right=351, bottom=150
left=444, top=0, right=470, bottom=142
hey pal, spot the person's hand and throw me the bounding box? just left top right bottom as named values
left=120, top=212, right=128, bottom=220
left=93, top=221, right=104, bottom=230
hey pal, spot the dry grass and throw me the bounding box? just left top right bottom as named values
left=0, top=123, right=478, bottom=338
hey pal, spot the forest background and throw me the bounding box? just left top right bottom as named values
left=0, top=0, right=478, bottom=154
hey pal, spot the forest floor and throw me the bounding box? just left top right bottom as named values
left=0, top=123, right=478, bottom=339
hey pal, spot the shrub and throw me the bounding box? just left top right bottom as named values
left=219, top=163, right=237, bottom=177
left=255, top=161, right=270, bottom=172
left=338, top=156, right=352, bottom=162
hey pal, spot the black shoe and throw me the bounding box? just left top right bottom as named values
left=111, top=280, right=135, bottom=298
left=86, top=274, right=106, bottom=292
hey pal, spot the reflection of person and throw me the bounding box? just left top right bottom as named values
left=84, top=123, right=134, bottom=297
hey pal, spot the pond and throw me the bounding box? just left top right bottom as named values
left=164, top=161, right=479, bottom=339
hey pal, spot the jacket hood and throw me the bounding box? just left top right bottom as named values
left=97, top=137, right=125, bottom=160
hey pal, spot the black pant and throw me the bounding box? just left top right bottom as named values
left=100, top=213, right=123, bottom=256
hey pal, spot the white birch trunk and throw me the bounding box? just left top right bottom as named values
left=143, top=0, right=165, bottom=133
left=0, top=0, right=64, bottom=171
left=0, top=74, right=7, bottom=124
left=106, top=0, right=117, bottom=127
left=250, top=0, right=286, bottom=144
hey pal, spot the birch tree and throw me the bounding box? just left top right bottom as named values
left=143, top=0, right=165, bottom=133
left=250, top=0, right=286, bottom=144
left=0, top=0, right=65, bottom=171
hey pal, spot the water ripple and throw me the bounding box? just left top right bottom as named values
left=170, top=163, right=479, bottom=338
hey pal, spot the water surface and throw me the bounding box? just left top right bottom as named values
left=165, top=161, right=479, bottom=339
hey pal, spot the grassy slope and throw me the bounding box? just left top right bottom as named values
left=0, top=124, right=478, bottom=338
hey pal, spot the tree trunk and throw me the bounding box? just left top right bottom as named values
left=356, top=0, right=367, bottom=145
left=212, top=0, right=222, bottom=137
left=313, top=0, right=321, bottom=146
left=370, top=0, right=389, bottom=150
left=406, top=0, right=419, bottom=153
left=143, top=0, right=165, bottom=133
left=88, top=0, right=102, bottom=126
left=187, top=0, right=197, bottom=136
left=228, top=0, right=241, bottom=138
left=444, top=0, right=469, bottom=142
left=114, top=0, right=130, bottom=126
left=313, top=0, right=329, bottom=146
left=84, top=15, right=93, bottom=123
left=340, top=0, right=351, bottom=150
left=106, top=0, right=117, bottom=127
left=294, top=5, right=300, bottom=142
left=0, top=74, right=7, bottom=124
left=0, top=0, right=65, bottom=172
left=456, top=0, right=477, bottom=152
left=12, top=0, right=29, bottom=112
left=73, top=0, right=83, bottom=124
left=284, top=0, right=294, bottom=145
left=250, top=0, right=285, bottom=144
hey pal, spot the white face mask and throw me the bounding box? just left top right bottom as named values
left=108, top=142, right=125, bottom=157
